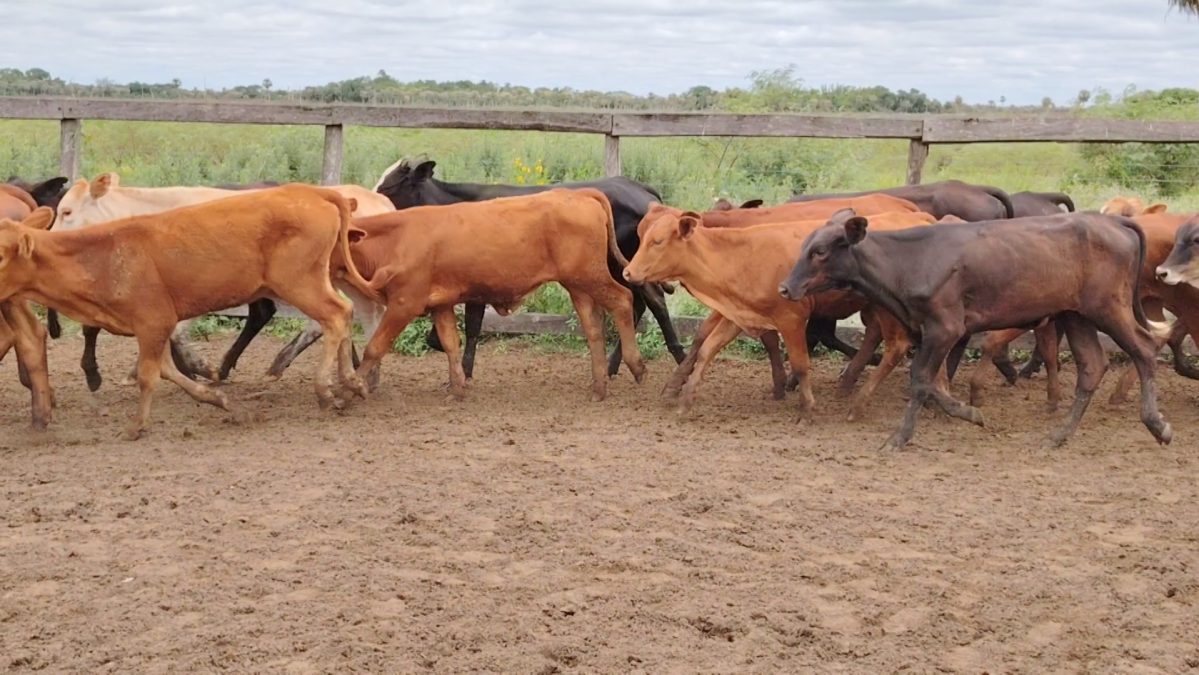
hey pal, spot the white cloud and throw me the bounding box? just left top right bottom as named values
left=7, top=0, right=1198, bottom=103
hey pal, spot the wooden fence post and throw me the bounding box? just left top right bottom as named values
left=59, top=118, right=82, bottom=181
left=321, top=124, right=343, bottom=185
left=905, top=139, right=929, bottom=185
left=604, top=133, right=621, bottom=177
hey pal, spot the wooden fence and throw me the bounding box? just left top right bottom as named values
left=4, top=96, right=1198, bottom=349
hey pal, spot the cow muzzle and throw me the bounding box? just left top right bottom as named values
left=1156, top=265, right=1183, bottom=286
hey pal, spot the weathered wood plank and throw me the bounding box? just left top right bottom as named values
left=924, top=116, right=1199, bottom=143
left=905, top=139, right=929, bottom=185
left=0, top=97, right=613, bottom=133
left=321, top=124, right=343, bottom=186
left=58, top=118, right=82, bottom=182
left=604, top=134, right=622, bottom=177
left=612, top=113, right=924, bottom=138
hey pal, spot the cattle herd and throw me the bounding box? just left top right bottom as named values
left=1, top=160, right=1198, bottom=450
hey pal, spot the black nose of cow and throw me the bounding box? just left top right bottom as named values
left=778, top=284, right=792, bottom=299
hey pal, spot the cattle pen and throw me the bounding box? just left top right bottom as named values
left=4, top=95, right=1199, bottom=347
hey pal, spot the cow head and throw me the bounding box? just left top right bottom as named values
left=53, top=172, right=121, bottom=231
left=373, top=157, right=442, bottom=209
left=623, top=210, right=702, bottom=285
left=1156, top=219, right=1199, bottom=288
left=778, top=209, right=864, bottom=300
left=0, top=207, right=54, bottom=299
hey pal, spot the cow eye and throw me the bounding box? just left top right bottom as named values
left=812, top=245, right=828, bottom=257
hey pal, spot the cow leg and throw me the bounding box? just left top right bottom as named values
left=0, top=322, right=13, bottom=364
left=169, top=322, right=220, bottom=382
left=1169, top=320, right=1199, bottom=379
left=677, top=317, right=742, bottom=414
left=836, top=308, right=885, bottom=396
left=567, top=290, right=611, bottom=401
left=81, top=324, right=103, bottom=392
left=582, top=280, right=646, bottom=388
left=970, top=328, right=1025, bottom=406
left=1110, top=303, right=1170, bottom=405
left=355, top=301, right=420, bottom=390
left=1, top=302, right=53, bottom=429
left=1093, top=314, right=1172, bottom=446
left=432, top=307, right=468, bottom=399
left=760, top=331, right=788, bottom=400
left=608, top=292, right=645, bottom=378
left=294, top=292, right=358, bottom=409
left=218, top=299, right=276, bottom=381
left=991, top=344, right=1021, bottom=384
left=945, top=335, right=970, bottom=382
left=884, top=326, right=961, bottom=451
left=847, top=312, right=911, bottom=422
left=125, top=331, right=171, bottom=441
left=1046, top=314, right=1107, bottom=448
left=266, top=325, right=323, bottom=380
left=777, top=320, right=816, bottom=421
left=1035, top=321, right=1062, bottom=411
left=1017, top=348, right=1045, bottom=379
left=462, top=302, right=485, bottom=381
left=158, top=343, right=231, bottom=412
left=664, top=312, right=720, bottom=399
left=641, top=284, right=687, bottom=365
left=346, top=289, right=384, bottom=392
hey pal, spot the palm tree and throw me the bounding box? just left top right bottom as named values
left=1171, top=0, right=1199, bottom=13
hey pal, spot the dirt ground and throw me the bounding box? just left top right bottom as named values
left=2, top=331, right=1198, bottom=673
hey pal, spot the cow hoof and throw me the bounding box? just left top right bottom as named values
left=30, top=415, right=50, bottom=431
left=263, top=371, right=283, bottom=383
left=880, top=434, right=908, bottom=452
left=1044, top=431, right=1069, bottom=449
left=770, top=389, right=785, bottom=401
left=1107, top=393, right=1130, bottom=406
left=590, top=390, right=607, bottom=403
left=1151, top=420, right=1173, bottom=446
left=85, top=371, right=103, bottom=392
left=965, top=407, right=985, bottom=426
left=1044, top=401, right=1060, bottom=414
left=121, top=427, right=145, bottom=441
left=632, top=364, right=647, bottom=385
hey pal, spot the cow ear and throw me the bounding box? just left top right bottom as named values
left=740, top=199, right=764, bottom=209
left=21, top=207, right=54, bottom=231
left=712, top=198, right=733, bottom=211
left=17, top=231, right=35, bottom=259
left=678, top=211, right=701, bottom=239
left=827, top=207, right=857, bottom=227
left=347, top=197, right=359, bottom=213
left=29, top=177, right=68, bottom=205
left=844, top=216, right=869, bottom=245
left=90, top=173, right=115, bottom=198
left=1145, top=203, right=1168, bottom=214
left=413, top=161, right=436, bottom=182
left=347, top=226, right=367, bottom=244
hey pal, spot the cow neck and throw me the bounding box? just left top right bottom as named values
left=849, top=236, right=918, bottom=335
left=679, top=226, right=787, bottom=306
left=15, top=230, right=107, bottom=324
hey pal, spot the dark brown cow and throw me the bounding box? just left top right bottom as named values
left=779, top=212, right=1173, bottom=450
left=789, top=180, right=1015, bottom=221
left=345, top=189, right=645, bottom=402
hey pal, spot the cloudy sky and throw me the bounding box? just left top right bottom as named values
left=8, top=0, right=1198, bottom=104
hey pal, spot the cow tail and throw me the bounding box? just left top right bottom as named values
left=590, top=189, right=630, bottom=268
left=983, top=186, right=1016, bottom=218
left=1049, top=192, right=1076, bottom=212
left=46, top=308, right=61, bottom=339
left=1116, top=216, right=1171, bottom=339
left=326, top=188, right=385, bottom=305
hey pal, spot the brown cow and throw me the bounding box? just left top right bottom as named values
left=624, top=209, right=931, bottom=419
left=1101, top=197, right=1168, bottom=217
left=0, top=185, right=378, bottom=439
left=637, top=195, right=920, bottom=239
left=789, top=180, right=1015, bottom=221
left=344, top=188, right=645, bottom=402
left=0, top=208, right=55, bottom=428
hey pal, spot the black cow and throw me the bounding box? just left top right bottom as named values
left=370, top=158, right=686, bottom=379
left=790, top=180, right=1014, bottom=221
left=778, top=211, right=1173, bottom=450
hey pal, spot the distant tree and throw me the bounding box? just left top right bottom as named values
left=1170, top=0, right=1199, bottom=13
left=1041, top=96, right=1054, bottom=109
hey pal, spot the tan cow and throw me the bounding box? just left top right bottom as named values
left=624, top=209, right=933, bottom=419
left=636, top=194, right=921, bottom=238
left=0, top=185, right=378, bottom=439
left=52, top=173, right=394, bottom=388
left=1100, top=196, right=1168, bottom=217
left=343, top=188, right=645, bottom=402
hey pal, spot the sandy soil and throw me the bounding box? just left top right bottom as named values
left=2, top=332, right=1198, bottom=673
